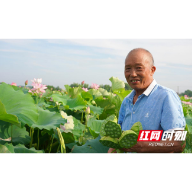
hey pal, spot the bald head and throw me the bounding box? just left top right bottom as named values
left=125, top=48, right=154, bottom=67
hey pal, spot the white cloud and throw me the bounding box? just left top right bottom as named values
left=46, top=39, right=192, bottom=67
left=0, top=49, right=26, bottom=53
left=0, top=39, right=37, bottom=46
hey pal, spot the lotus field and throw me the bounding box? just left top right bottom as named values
left=0, top=77, right=192, bottom=153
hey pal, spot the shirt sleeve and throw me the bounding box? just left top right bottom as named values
left=160, top=91, right=186, bottom=131
left=118, top=98, right=126, bottom=129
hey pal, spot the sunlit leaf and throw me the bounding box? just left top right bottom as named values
left=109, top=76, right=125, bottom=91
left=31, top=107, right=67, bottom=130
left=0, top=83, right=38, bottom=126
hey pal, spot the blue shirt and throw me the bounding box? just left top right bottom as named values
left=118, top=80, right=186, bottom=131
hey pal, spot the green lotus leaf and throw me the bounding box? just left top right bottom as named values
left=31, top=107, right=67, bottom=130
left=13, top=144, right=44, bottom=153
left=4, top=143, right=15, bottom=153
left=72, top=117, right=86, bottom=140
left=51, top=94, right=70, bottom=105
left=72, top=136, right=109, bottom=153
left=89, top=105, right=104, bottom=115
left=131, top=122, right=143, bottom=135
left=0, top=83, right=38, bottom=126
left=95, top=97, right=111, bottom=108
left=98, top=88, right=110, bottom=96
left=88, top=119, right=105, bottom=138
left=81, top=92, right=93, bottom=101
left=183, top=133, right=192, bottom=153
left=0, top=144, right=12, bottom=153
left=68, top=87, right=83, bottom=99
left=87, top=115, right=96, bottom=127
left=37, top=97, right=51, bottom=108
left=0, top=101, right=19, bottom=126
left=64, top=85, right=71, bottom=93
left=0, top=121, right=30, bottom=145
left=109, top=76, right=125, bottom=91
left=88, top=89, right=102, bottom=100
left=185, top=116, right=192, bottom=133
left=61, top=132, right=75, bottom=144
left=113, top=90, right=132, bottom=101
left=66, top=95, right=87, bottom=110
left=42, top=89, right=53, bottom=97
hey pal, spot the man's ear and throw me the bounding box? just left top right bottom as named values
left=151, top=66, right=156, bottom=75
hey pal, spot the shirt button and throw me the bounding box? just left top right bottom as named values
left=133, top=112, right=135, bottom=114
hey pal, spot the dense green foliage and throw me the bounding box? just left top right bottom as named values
left=0, top=76, right=132, bottom=153
left=1, top=77, right=192, bottom=153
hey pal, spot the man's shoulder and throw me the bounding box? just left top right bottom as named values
left=154, top=84, right=179, bottom=99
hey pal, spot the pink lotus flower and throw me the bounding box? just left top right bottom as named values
left=32, top=78, right=42, bottom=84
left=90, top=83, right=100, bottom=90
left=29, top=83, right=47, bottom=94
left=11, top=82, right=17, bottom=86
left=28, top=78, right=47, bottom=95
left=19, top=86, right=21, bottom=87
left=81, top=81, right=85, bottom=85
left=82, top=87, right=88, bottom=92
left=25, top=80, right=28, bottom=86
left=182, top=101, right=192, bottom=105
left=184, top=95, right=189, bottom=99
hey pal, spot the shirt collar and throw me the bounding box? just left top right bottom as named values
left=142, top=79, right=157, bottom=96
left=127, top=79, right=157, bottom=101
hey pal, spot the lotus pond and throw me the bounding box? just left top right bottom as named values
left=0, top=77, right=192, bottom=153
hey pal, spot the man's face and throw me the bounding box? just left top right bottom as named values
left=124, top=50, right=156, bottom=92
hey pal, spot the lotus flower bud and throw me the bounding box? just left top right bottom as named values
left=81, top=81, right=85, bottom=85
left=92, top=100, right=96, bottom=105
left=11, top=82, right=17, bottom=86
left=85, top=106, right=90, bottom=114
left=25, top=80, right=28, bottom=86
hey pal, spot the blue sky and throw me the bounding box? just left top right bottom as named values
left=0, top=39, right=192, bottom=93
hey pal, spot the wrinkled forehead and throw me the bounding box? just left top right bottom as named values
left=125, top=50, right=152, bottom=66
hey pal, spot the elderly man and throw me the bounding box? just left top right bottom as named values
left=108, top=48, right=186, bottom=153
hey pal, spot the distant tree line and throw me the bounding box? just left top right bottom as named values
left=47, top=85, right=62, bottom=91
left=180, top=90, right=192, bottom=97
left=69, top=82, right=133, bottom=91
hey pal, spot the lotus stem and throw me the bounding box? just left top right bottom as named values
left=49, top=135, right=54, bottom=153
left=30, top=128, right=34, bottom=148
left=37, top=129, right=40, bottom=150
left=81, top=111, right=84, bottom=123
left=36, top=96, right=38, bottom=104
left=11, top=124, right=13, bottom=143
left=56, top=128, right=66, bottom=153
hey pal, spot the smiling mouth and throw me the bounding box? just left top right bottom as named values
left=130, top=80, right=140, bottom=83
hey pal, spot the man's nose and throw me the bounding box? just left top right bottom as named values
left=130, top=69, right=137, bottom=77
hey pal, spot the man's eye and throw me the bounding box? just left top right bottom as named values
left=137, top=67, right=142, bottom=70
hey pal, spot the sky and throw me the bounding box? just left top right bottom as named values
left=0, top=39, right=192, bottom=93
